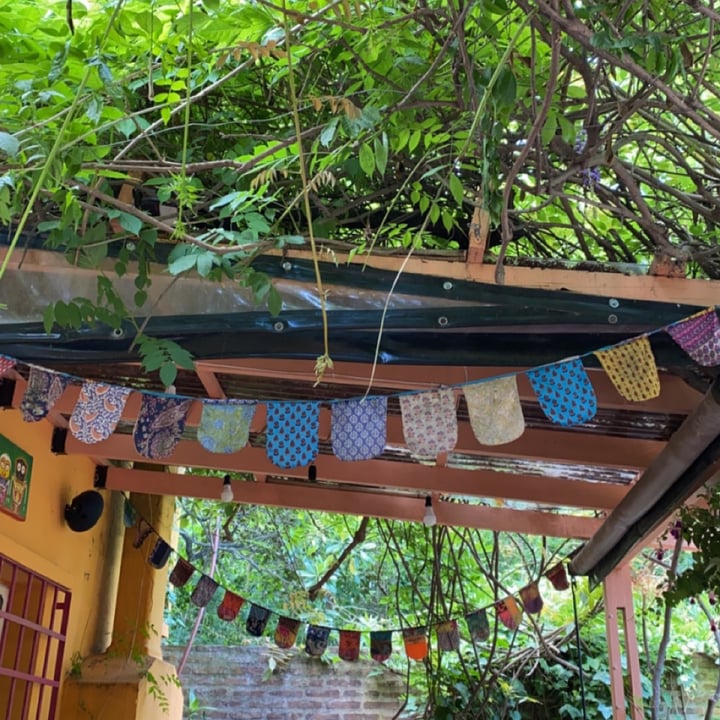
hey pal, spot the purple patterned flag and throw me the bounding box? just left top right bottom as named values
left=527, top=358, right=597, bottom=426
left=667, top=310, right=720, bottom=367
left=266, top=401, right=320, bottom=468
left=190, top=575, right=219, bottom=608
left=305, top=625, right=331, bottom=657
left=70, top=382, right=131, bottom=443
left=400, top=388, right=457, bottom=458
left=519, top=582, right=543, bottom=614
left=331, top=397, right=387, bottom=461
left=545, top=562, right=570, bottom=591
left=198, top=400, right=256, bottom=453
left=148, top=538, right=172, bottom=570
left=133, top=395, right=192, bottom=459
left=21, top=367, right=69, bottom=422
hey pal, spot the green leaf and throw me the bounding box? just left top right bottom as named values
left=320, top=117, right=339, bottom=148
left=0, top=132, right=19, bottom=158
left=448, top=174, right=464, bottom=206
left=159, top=361, right=178, bottom=389
left=358, top=143, right=375, bottom=177
left=267, top=286, right=282, bottom=316
left=373, top=133, right=388, bottom=176
left=168, top=253, right=198, bottom=275
left=116, top=212, right=143, bottom=235
left=43, top=305, right=55, bottom=334
left=493, top=67, right=517, bottom=108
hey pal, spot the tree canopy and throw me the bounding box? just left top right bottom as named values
left=2, top=0, right=720, bottom=312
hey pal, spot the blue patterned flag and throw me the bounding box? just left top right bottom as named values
left=266, top=401, right=320, bottom=468
left=331, top=397, right=387, bottom=461
left=527, top=358, right=597, bottom=426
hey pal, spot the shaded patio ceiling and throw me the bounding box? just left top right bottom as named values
left=1, top=244, right=719, bottom=577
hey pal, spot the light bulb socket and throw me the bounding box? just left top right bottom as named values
left=220, top=474, right=234, bottom=502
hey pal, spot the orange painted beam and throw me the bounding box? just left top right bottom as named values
left=105, top=467, right=603, bottom=538
left=65, top=434, right=628, bottom=510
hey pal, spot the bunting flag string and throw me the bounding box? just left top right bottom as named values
left=0, top=307, right=716, bottom=467
left=128, top=502, right=574, bottom=664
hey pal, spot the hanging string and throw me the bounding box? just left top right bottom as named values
left=571, top=575, right=589, bottom=720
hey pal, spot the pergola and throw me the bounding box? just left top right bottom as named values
left=2, top=243, right=719, bottom=719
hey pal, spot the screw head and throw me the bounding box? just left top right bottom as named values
left=609, top=298, right=619, bottom=309
left=442, top=281, right=453, bottom=291
left=273, top=321, right=285, bottom=332
left=608, top=314, right=618, bottom=324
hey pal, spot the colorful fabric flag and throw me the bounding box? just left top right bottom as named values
left=527, top=358, right=597, bottom=426
left=169, top=557, right=195, bottom=588
left=436, top=620, right=460, bottom=652
left=400, top=388, right=457, bottom=458
left=331, top=397, right=387, bottom=461
left=519, top=582, right=543, bottom=614
left=246, top=604, right=271, bottom=636
left=402, top=627, right=428, bottom=661
left=69, top=382, right=131, bottom=443
left=338, top=630, right=361, bottom=661
left=545, top=562, right=570, bottom=591
left=463, top=376, right=525, bottom=445
left=495, top=596, right=522, bottom=630
left=274, top=616, right=301, bottom=649
left=0, top=356, right=16, bottom=377
left=133, top=518, right=154, bottom=549
left=266, top=401, right=320, bottom=469
left=133, top=395, right=192, bottom=459
left=595, top=337, right=660, bottom=402
left=667, top=310, right=720, bottom=367
left=20, top=367, right=69, bottom=422
left=190, top=575, right=219, bottom=608
left=305, top=625, right=331, bottom=657
left=148, top=538, right=172, bottom=570
left=217, top=590, right=245, bottom=621
left=465, top=609, right=490, bottom=642
left=370, top=630, right=393, bottom=662
left=197, top=400, right=256, bottom=453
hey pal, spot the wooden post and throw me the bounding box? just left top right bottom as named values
left=603, top=563, right=644, bottom=720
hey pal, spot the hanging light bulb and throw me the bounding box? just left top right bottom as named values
left=220, top=474, right=234, bottom=502
left=423, top=495, right=437, bottom=527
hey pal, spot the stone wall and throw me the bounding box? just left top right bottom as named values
left=163, top=645, right=407, bottom=720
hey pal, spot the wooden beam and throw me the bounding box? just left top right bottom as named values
left=270, top=248, right=720, bottom=307
left=65, top=435, right=628, bottom=510
left=105, top=467, right=602, bottom=538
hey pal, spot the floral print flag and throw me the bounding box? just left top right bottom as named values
left=21, top=367, right=69, bottom=422
left=133, top=395, right=192, bottom=459
left=198, top=400, right=256, bottom=453
left=400, top=388, right=457, bottom=458
left=69, top=382, right=131, bottom=443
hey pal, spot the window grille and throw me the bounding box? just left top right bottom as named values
left=0, top=553, right=71, bottom=720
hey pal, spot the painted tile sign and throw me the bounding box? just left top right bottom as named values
left=0, top=435, right=32, bottom=521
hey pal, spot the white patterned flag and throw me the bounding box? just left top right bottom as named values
left=400, top=388, right=457, bottom=458
left=464, top=376, right=525, bottom=444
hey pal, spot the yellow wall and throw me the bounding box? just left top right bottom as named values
left=0, top=409, right=111, bottom=715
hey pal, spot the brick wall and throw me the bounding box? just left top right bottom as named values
left=163, top=645, right=407, bottom=720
